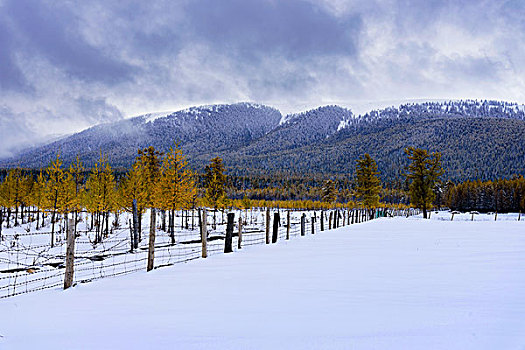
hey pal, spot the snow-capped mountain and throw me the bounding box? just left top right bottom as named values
left=2, top=100, right=525, bottom=181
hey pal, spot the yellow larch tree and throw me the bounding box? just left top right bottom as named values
left=154, top=145, right=196, bottom=243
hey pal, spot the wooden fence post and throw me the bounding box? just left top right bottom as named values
left=320, top=210, right=324, bottom=231
left=286, top=211, right=290, bottom=240
left=200, top=208, right=207, bottom=258
left=64, top=218, right=76, bottom=290
left=272, top=212, right=280, bottom=243
left=238, top=215, right=243, bottom=249
left=311, top=213, right=315, bottom=235
left=132, top=199, right=139, bottom=249
left=225, top=213, right=234, bottom=253
left=329, top=212, right=333, bottom=230
left=300, top=214, right=306, bottom=236
left=265, top=208, right=271, bottom=244
left=147, top=208, right=156, bottom=272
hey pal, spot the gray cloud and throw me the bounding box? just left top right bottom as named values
left=0, top=19, right=30, bottom=92
left=0, top=0, right=524, bottom=157
left=4, top=0, right=136, bottom=85
left=185, top=0, right=362, bottom=59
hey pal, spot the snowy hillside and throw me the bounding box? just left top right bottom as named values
left=1, top=216, right=524, bottom=349
left=0, top=102, right=283, bottom=169
left=2, top=100, right=525, bottom=181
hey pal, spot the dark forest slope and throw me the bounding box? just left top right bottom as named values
left=2, top=100, right=525, bottom=182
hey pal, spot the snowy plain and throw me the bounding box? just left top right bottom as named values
left=1, top=215, right=524, bottom=349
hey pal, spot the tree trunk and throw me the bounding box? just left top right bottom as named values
left=105, top=211, right=110, bottom=236
left=14, top=203, right=19, bottom=227
left=129, top=219, right=134, bottom=252
left=51, top=196, right=57, bottom=248
left=138, top=212, right=142, bottom=241
left=36, top=209, right=40, bottom=230
left=6, top=208, right=10, bottom=228
left=20, top=203, right=25, bottom=224
left=170, top=209, right=175, bottom=244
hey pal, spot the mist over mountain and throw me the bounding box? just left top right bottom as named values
left=3, top=103, right=282, bottom=169
left=2, top=100, right=525, bottom=182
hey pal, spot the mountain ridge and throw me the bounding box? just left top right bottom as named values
left=2, top=100, right=525, bottom=182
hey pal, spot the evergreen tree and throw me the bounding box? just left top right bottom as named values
left=69, top=156, right=85, bottom=226
left=0, top=170, right=16, bottom=227
left=404, top=147, right=444, bottom=218
left=204, top=157, right=227, bottom=209
left=154, top=145, right=196, bottom=239
left=355, top=154, right=381, bottom=208
left=0, top=168, right=31, bottom=227
left=135, top=146, right=162, bottom=271
left=117, top=161, right=147, bottom=232
left=204, top=157, right=227, bottom=228
left=136, top=146, right=163, bottom=207
left=84, top=156, right=116, bottom=242
left=321, top=180, right=337, bottom=204
left=43, top=155, right=66, bottom=246
left=29, top=171, right=46, bottom=230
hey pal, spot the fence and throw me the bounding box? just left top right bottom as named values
left=1, top=207, right=413, bottom=299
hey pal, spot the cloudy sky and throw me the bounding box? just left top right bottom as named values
left=0, top=0, right=524, bottom=156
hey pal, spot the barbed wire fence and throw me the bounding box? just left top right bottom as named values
left=1, top=207, right=411, bottom=299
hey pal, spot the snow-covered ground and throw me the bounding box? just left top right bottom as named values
left=1, top=216, right=524, bottom=349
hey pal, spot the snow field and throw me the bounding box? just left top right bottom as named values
left=0, top=216, right=524, bottom=349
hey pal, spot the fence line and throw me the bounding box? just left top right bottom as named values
left=1, top=207, right=410, bottom=299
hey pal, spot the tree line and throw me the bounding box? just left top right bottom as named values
left=0, top=145, right=196, bottom=245
left=2, top=141, right=523, bottom=240
left=444, top=177, right=525, bottom=213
